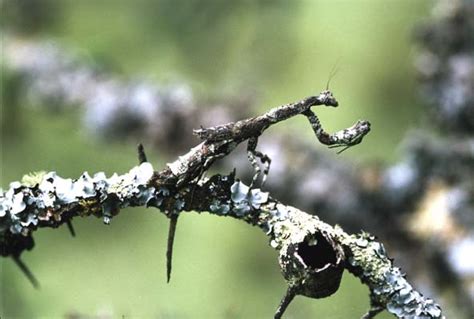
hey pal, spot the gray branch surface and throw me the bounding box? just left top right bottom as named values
left=0, top=92, right=442, bottom=319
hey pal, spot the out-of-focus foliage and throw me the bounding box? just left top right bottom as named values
left=0, top=0, right=441, bottom=318
left=1, top=0, right=62, bottom=34
left=0, top=65, right=25, bottom=139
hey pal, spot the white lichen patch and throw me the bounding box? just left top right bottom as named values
left=0, top=162, right=156, bottom=236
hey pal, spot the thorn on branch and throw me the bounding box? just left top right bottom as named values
left=66, top=220, right=76, bottom=237
left=361, top=305, right=384, bottom=319
left=166, top=213, right=179, bottom=283
left=137, top=143, right=148, bottom=164
left=13, top=256, right=40, bottom=289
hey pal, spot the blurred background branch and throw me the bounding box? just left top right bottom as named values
left=1, top=0, right=472, bottom=318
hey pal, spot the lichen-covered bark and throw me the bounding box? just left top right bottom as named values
left=0, top=88, right=441, bottom=318
left=0, top=165, right=443, bottom=318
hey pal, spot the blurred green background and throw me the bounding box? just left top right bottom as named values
left=1, top=0, right=433, bottom=318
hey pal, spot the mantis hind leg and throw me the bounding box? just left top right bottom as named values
left=247, top=137, right=271, bottom=189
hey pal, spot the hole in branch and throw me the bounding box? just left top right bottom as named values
left=297, top=232, right=337, bottom=269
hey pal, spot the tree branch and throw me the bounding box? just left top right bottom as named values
left=0, top=91, right=441, bottom=318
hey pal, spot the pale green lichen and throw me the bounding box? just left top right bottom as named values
left=0, top=162, right=157, bottom=239
left=21, top=171, right=47, bottom=188
left=343, top=232, right=443, bottom=318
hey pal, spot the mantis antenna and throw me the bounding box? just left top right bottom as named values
left=326, top=58, right=342, bottom=90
